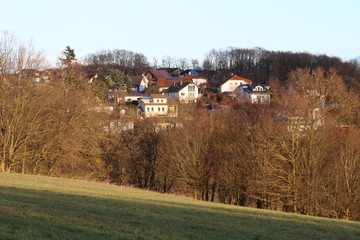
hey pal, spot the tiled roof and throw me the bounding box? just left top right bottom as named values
left=166, top=82, right=192, bottom=93
left=147, top=69, right=207, bottom=88
left=129, top=75, right=143, bottom=85
left=242, top=84, right=270, bottom=93
left=151, top=94, right=167, bottom=99
left=148, top=70, right=171, bottom=79
left=126, top=93, right=144, bottom=97
left=180, top=69, right=202, bottom=76
left=143, top=103, right=168, bottom=106
left=220, top=74, right=252, bottom=86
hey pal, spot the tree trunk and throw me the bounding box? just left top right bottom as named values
left=0, top=160, right=5, bottom=172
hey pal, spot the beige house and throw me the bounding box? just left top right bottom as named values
left=138, top=94, right=169, bottom=118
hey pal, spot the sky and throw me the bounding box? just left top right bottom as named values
left=1, top=0, right=359, bottom=66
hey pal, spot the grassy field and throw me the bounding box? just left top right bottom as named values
left=0, top=173, right=359, bottom=240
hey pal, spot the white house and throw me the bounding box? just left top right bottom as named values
left=236, top=84, right=271, bottom=104
left=166, top=82, right=198, bottom=103
left=124, top=93, right=144, bottom=102
left=218, top=74, right=252, bottom=93
left=129, top=74, right=149, bottom=93
left=138, top=94, right=169, bottom=117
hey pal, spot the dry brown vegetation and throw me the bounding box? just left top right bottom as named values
left=1, top=32, right=359, bottom=221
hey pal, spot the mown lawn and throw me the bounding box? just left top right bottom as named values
left=0, top=173, right=359, bottom=240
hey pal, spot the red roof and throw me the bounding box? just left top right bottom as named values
left=151, top=94, right=167, bottom=99
left=220, top=74, right=252, bottom=86
left=147, top=70, right=171, bottom=79
left=146, top=69, right=207, bottom=88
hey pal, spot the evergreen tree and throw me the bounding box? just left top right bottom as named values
left=59, top=45, right=76, bottom=66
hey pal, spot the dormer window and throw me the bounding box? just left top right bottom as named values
left=254, top=86, right=264, bottom=91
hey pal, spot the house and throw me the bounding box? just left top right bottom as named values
left=236, top=84, right=271, bottom=104
left=145, top=69, right=207, bottom=92
left=124, top=93, right=143, bottom=102
left=180, top=69, right=203, bottom=76
left=185, top=75, right=207, bottom=87
left=158, top=68, right=183, bottom=77
left=218, top=74, right=252, bottom=93
left=85, top=73, right=98, bottom=85
left=108, top=90, right=125, bottom=103
left=104, top=120, right=134, bottom=133
left=138, top=94, right=169, bottom=118
left=20, top=69, right=52, bottom=84
left=91, top=103, right=114, bottom=114
left=129, top=74, right=149, bottom=92
left=166, top=82, right=198, bottom=103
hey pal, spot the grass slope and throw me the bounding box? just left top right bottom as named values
left=0, top=173, right=359, bottom=240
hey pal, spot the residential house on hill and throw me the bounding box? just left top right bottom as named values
left=20, top=69, right=58, bottom=84
left=158, top=68, right=182, bottom=77
left=138, top=94, right=177, bottom=118
left=166, top=82, right=198, bottom=103
left=85, top=73, right=98, bottom=85
left=145, top=69, right=207, bottom=92
left=125, top=93, right=144, bottom=102
left=129, top=74, right=149, bottom=92
left=180, top=69, right=203, bottom=76
left=236, top=83, right=271, bottom=104
left=218, top=74, right=252, bottom=93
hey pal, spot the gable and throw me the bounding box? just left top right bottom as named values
left=220, top=74, right=252, bottom=87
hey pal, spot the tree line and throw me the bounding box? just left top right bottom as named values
left=85, top=47, right=360, bottom=95
left=201, top=47, right=360, bottom=91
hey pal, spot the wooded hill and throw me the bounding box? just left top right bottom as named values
left=1, top=32, right=359, bottom=221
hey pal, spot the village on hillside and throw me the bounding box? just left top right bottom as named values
left=22, top=65, right=272, bottom=132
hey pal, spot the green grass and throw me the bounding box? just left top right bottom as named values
left=0, top=173, right=359, bottom=240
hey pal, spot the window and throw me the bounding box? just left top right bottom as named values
left=151, top=107, right=154, bottom=111
left=161, top=99, right=163, bottom=102
left=181, top=93, right=185, bottom=96
left=162, top=107, right=165, bottom=112
left=147, top=107, right=149, bottom=112
left=188, top=85, right=195, bottom=91
left=158, top=107, right=160, bottom=112
left=157, top=99, right=159, bottom=103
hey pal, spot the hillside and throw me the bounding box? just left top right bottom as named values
left=0, top=173, right=359, bottom=240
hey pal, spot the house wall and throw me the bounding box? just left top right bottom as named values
left=125, top=96, right=141, bottom=102
left=143, top=104, right=168, bottom=117
left=248, top=93, right=270, bottom=104
left=166, top=92, right=180, bottom=99
left=179, top=85, right=198, bottom=103
left=167, top=84, right=198, bottom=103
left=220, top=80, right=248, bottom=93
left=152, top=97, right=167, bottom=104
left=138, top=76, right=149, bottom=92
left=192, top=78, right=207, bottom=86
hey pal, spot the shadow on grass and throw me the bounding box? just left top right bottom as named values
left=0, top=186, right=359, bottom=240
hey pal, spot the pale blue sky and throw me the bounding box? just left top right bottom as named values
left=1, top=0, right=359, bottom=66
